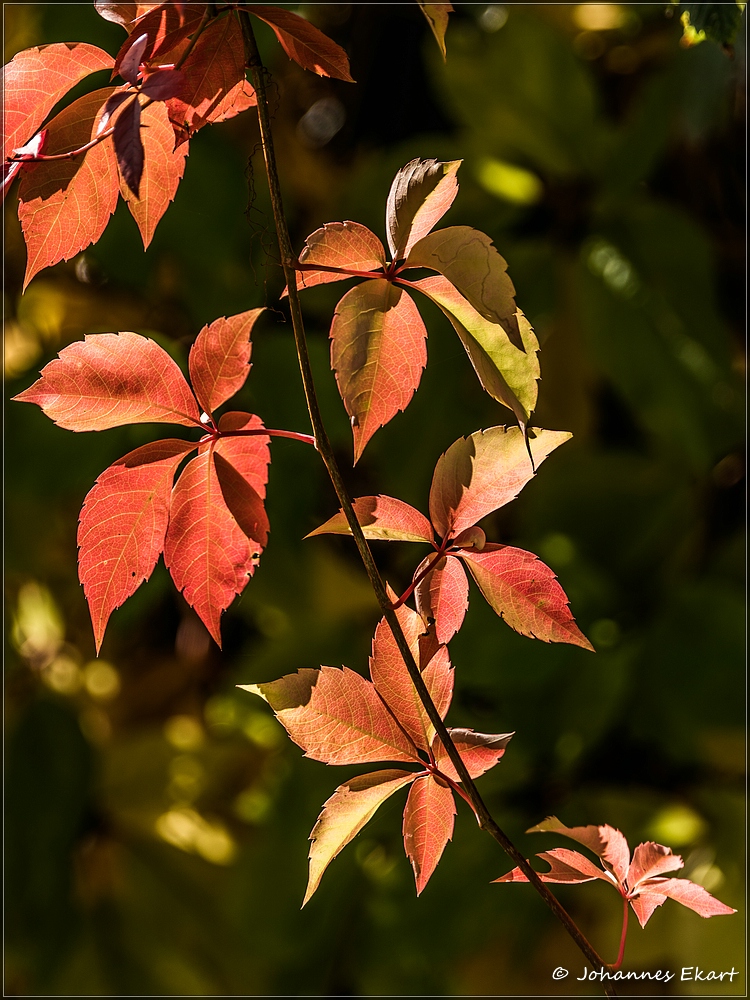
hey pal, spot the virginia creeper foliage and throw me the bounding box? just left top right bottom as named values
left=496, top=816, right=735, bottom=933
left=242, top=601, right=512, bottom=902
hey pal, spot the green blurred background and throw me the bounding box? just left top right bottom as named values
left=4, top=3, right=745, bottom=995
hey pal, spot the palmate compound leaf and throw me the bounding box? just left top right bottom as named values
left=78, top=439, right=196, bottom=652
left=13, top=330, right=201, bottom=430
left=118, top=99, right=188, bottom=247
left=411, top=276, right=539, bottom=431
left=330, top=279, right=427, bottom=464
left=188, top=309, right=264, bottom=416
left=165, top=14, right=257, bottom=145
left=17, top=87, right=120, bottom=289
left=495, top=817, right=736, bottom=929
left=461, top=544, right=594, bottom=650
left=243, top=6, right=355, bottom=82
left=406, top=226, right=522, bottom=349
left=429, top=426, right=571, bottom=540
left=386, top=158, right=461, bottom=261
left=242, top=614, right=511, bottom=902
left=2, top=42, right=114, bottom=163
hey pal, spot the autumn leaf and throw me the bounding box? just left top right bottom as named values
left=94, top=2, right=156, bottom=32
left=188, top=309, right=264, bottom=416
left=309, top=426, right=590, bottom=648
left=15, top=317, right=277, bottom=649
left=17, top=87, right=120, bottom=288
left=495, top=817, right=736, bottom=928
left=242, top=608, right=510, bottom=901
left=243, top=5, right=354, bottom=82
left=330, top=279, right=427, bottom=463
left=113, top=2, right=207, bottom=78
left=386, top=158, right=461, bottom=261
left=290, top=221, right=386, bottom=293
left=113, top=95, right=144, bottom=197
left=118, top=99, right=188, bottom=247
left=165, top=14, right=257, bottom=144
left=2, top=42, right=114, bottom=162
left=78, top=439, right=196, bottom=652
left=416, top=2, right=454, bottom=59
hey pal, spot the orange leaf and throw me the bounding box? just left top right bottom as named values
left=385, top=157, right=461, bottom=260
left=291, top=221, right=386, bottom=293
left=17, top=87, right=121, bottom=288
left=403, top=775, right=455, bottom=895
left=245, top=5, right=354, bottom=82
left=188, top=309, right=263, bottom=416
left=414, top=553, right=469, bottom=645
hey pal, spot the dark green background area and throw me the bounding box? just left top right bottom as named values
left=4, top=4, right=744, bottom=996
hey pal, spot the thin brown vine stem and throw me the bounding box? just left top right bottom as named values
left=240, top=14, right=615, bottom=995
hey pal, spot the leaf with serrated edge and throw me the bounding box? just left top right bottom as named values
left=528, top=816, right=630, bottom=882
left=433, top=728, right=513, bottom=781
left=242, top=667, right=418, bottom=765
left=17, top=87, right=120, bottom=288
left=165, top=15, right=257, bottom=143
left=113, top=2, right=206, bottom=76
left=406, top=227, right=521, bottom=347
left=304, top=770, right=415, bottom=905
left=2, top=43, right=114, bottom=161
left=13, top=331, right=201, bottom=430
left=416, top=3, right=454, bottom=59
left=214, top=452, right=268, bottom=548
left=462, top=544, right=593, bottom=649
left=78, top=439, right=195, bottom=652
left=412, top=276, right=538, bottom=429
left=289, top=221, right=386, bottom=293
left=633, top=878, right=736, bottom=926
left=214, top=412, right=270, bottom=498
left=307, top=495, right=434, bottom=544
left=414, top=553, right=469, bottom=645
left=113, top=96, right=143, bottom=197
left=245, top=6, right=354, bottom=82
left=164, top=448, right=260, bottom=645
left=628, top=842, right=683, bottom=886
left=331, top=279, right=427, bottom=464
left=494, top=848, right=610, bottom=885
left=189, top=309, right=263, bottom=416
left=370, top=607, right=453, bottom=751
left=119, top=100, right=187, bottom=248
left=95, top=3, right=154, bottom=31
left=403, top=775, right=455, bottom=895
left=429, top=426, right=570, bottom=540
left=386, top=158, right=461, bottom=261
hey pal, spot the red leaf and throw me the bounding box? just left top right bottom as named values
left=433, top=728, right=513, bottom=781
left=305, top=770, right=415, bottom=906
left=165, top=15, right=257, bottom=143
left=385, top=158, right=461, bottom=261
left=118, top=99, right=188, bottom=248
left=95, top=3, right=155, bottom=32
left=370, top=607, right=453, bottom=752
left=527, top=816, right=630, bottom=884
left=188, top=309, right=263, bottom=416
left=164, top=447, right=261, bottom=645
left=113, top=96, right=144, bottom=197
left=13, top=331, right=201, bottom=430
left=416, top=3, right=454, bottom=59
left=306, top=495, right=434, bottom=544
left=214, top=452, right=269, bottom=549
left=495, top=848, right=610, bottom=885
left=414, top=553, right=468, bottom=644
left=2, top=42, right=114, bottom=161
left=119, top=30, right=148, bottom=84
left=242, top=666, right=419, bottom=765
left=78, top=439, right=195, bottom=652
left=290, top=221, right=386, bottom=293
left=462, top=544, right=593, bottom=649
left=140, top=68, right=185, bottom=100
left=634, top=878, right=736, bottom=925
left=17, top=87, right=121, bottom=288
left=214, top=412, right=270, bottom=499
left=402, top=775, right=455, bottom=895
left=627, top=841, right=683, bottom=887
left=428, top=426, right=571, bottom=540
left=330, top=279, right=427, bottom=463
left=114, top=2, right=206, bottom=76
left=244, top=6, right=354, bottom=82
